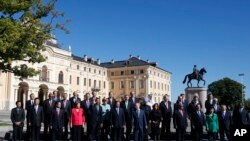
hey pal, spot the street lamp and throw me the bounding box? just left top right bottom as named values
left=238, top=73, right=245, bottom=103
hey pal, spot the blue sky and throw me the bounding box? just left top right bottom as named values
left=53, top=0, right=250, bottom=101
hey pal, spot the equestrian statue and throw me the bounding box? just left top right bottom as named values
left=183, top=65, right=207, bottom=87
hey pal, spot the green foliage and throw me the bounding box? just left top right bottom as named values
left=245, top=98, right=250, bottom=111
left=0, top=0, right=69, bottom=78
left=208, top=77, right=245, bottom=107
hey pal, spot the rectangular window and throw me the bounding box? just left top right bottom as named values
left=121, top=71, right=124, bottom=75
left=120, top=81, right=125, bottom=89
left=150, top=80, right=152, bottom=88
left=84, top=78, right=86, bottom=86
left=77, top=65, right=79, bottom=70
left=111, top=72, right=114, bottom=76
left=154, top=81, right=156, bottom=89
left=139, top=80, right=144, bottom=89
left=77, top=77, right=80, bottom=85
left=111, top=82, right=114, bottom=89
left=158, top=82, right=160, bottom=89
left=99, top=80, right=101, bottom=88
left=99, top=70, right=101, bottom=75
left=131, top=70, right=134, bottom=75
left=130, top=81, right=135, bottom=89
left=84, top=67, right=86, bottom=71
left=89, top=79, right=91, bottom=87
left=140, top=70, right=144, bottom=74
left=104, top=81, right=106, bottom=89
left=94, top=69, right=96, bottom=74
left=89, top=68, right=91, bottom=73
left=94, top=80, right=96, bottom=87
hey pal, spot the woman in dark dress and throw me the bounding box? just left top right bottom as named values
left=150, top=103, right=162, bottom=141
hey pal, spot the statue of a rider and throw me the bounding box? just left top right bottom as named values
left=193, top=65, right=199, bottom=79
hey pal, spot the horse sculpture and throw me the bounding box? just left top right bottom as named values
left=183, top=67, right=207, bottom=87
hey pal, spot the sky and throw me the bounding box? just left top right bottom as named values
left=52, top=0, right=250, bottom=101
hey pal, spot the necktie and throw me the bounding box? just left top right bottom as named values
left=64, top=100, right=66, bottom=108
left=125, top=101, right=128, bottom=109
left=165, top=102, right=168, bottom=110
left=222, top=112, right=225, bottom=119
left=31, top=100, right=33, bottom=105
left=17, top=108, right=19, bottom=114
left=87, top=100, right=89, bottom=108
left=96, top=105, right=99, bottom=112
left=57, top=109, right=60, bottom=117
left=137, top=110, right=140, bottom=118
left=49, top=100, right=52, bottom=106
left=117, top=108, right=119, bottom=115
left=36, top=106, right=38, bottom=114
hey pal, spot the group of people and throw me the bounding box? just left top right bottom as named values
left=10, top=90, right=250, bottom=141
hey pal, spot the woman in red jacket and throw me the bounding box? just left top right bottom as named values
left=70, top=101, right=85, bottom=141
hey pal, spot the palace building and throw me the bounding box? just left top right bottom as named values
left=0, top=38, right=171, bottom=110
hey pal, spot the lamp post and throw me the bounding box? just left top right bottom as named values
left=238, top=73, right=245, bottom=103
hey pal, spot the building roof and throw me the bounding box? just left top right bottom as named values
left=101, top=57, right=171, bottom=73
left=71, top=54, right=101, bottom=66
left=45, top=40, right=61, bottom=48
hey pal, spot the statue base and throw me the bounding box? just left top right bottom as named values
left=185, top=87, right=208, bottom=112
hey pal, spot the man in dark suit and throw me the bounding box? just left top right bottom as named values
left=61, top=93, right=71, bottom=140
left=233, top=103, right=250, bottom=129
left=218, top=104, right=232, bottom=141
left=159, top=94, right=172, bottom=139
left=25, top=93, right=35, bottom=140
left=50, top=101, right=64, bottom=141
left=69, top=91, right=81, bottom=108
left=205, top=93, right=214, bottom=114
left=111, top=101, right=125, bottom=141
left=191, top=103, right=205, bottom=141
left=173, top=103, right=188, bottom=141
left=89, top=91, right=97, bottom=104
left=129, top=91, right=137, bottom=106
left=108, top=91, right=116, bottom=108
left=180, top=93, right=188, bottom=113
left=53, top=90, right=60, bottom=102
left=174, top=96, right=183, bottom=112
left=121, top=95, right=133, bottom=141
left=29, top=98, right=44, bottom=141
left=43, top=93, right=55, bottom=137
left=81, top=93, right=92, bottom=138
left=89, top=98, right=103, bottom=141
left=132, top=102, right=147, bottom=141
left=11, top=101, right=25, bottom=141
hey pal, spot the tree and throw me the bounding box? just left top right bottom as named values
left=208, top=77, right=245, bottom=107
left=0, top=0, right=69, bottom=78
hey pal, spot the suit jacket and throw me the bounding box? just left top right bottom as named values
left=89, top=97, right=97, bottom=105
left=111, top=108, right=125, bottom=128
left=61, top=99, right=71, bottom=119
left=11, top=108, right=25, bottom=127
left=188, top=100, right=202, bottom=117
left=81, top=99, right=91, bottom=121
left=132, top=109, right=147, bottom=130
left=51, top=109, right=64, bottom=129
left=129, top=97, right=138, bottom=106
left=191, top=110, right=205, bottom=129
left=29, top=105, right=44, bottom=127
left=89, top=104, right=103, bottom=124
left=159, top=101, right=172, bottom=120
left=25, top=100, right=34, bottom=121
left=233, top=108, right=250, bottom=126
left=121, top=100, right=133, bottom=121
left=205, top=99, right=214, bottom=110
left=69, top=97, right=81, bottom=108
left=108, top=97, right=116, bottom=108
left=218, top=111, right=232, bottom=130
left=173, top=110, right=188, bottom=129
left=43, top=99, right=55, bottom=115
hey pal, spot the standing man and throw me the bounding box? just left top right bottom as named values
left=159, top=94, right=172, bottom=139
left=89, top=91, right=98, bottom=104
left=173, top=103, right=188, bottom=141
left=11, top=101, right=25, bottom=141
left=101, top=98, right=111, bottom=141
left=50, top=101, right=64, bottom=141
left=89, top=98, right=103, bottom=141
left=129, top=91, right=137, bottom=106
left=233, top=103, right=250, bottom=130
left=25, top=93, right=35, bottom=140
left=108, top=91, right=116, bottom=108
left=69, top=91, right=81, bottom=108
left=53, top=91, right=60, bottom=102
left=121, top=95, right=133, bottom=141
left=29, top=98, right=44, bottom=141
left=132, top=102, right=147, bottom=141
left=61, top=93, right=71, bottom=140
left=218, top=105, right=232, bottom=141
left=180, top=93, right=188, bottom=113
left=81, top=93, right=92, bottom=138
left=191, top=104, right=205, bottom=141
left=205, top=93, right=214, bottom=114
left=213, top=98, right=220, bottom=114
left=145, top=94, right=154, bottom=108
left=111, top=101, right=125, bottom=141
left=43, top=93, right=55, bottom=138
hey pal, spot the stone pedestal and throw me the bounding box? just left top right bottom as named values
left=185, top=87, right=208, bottom=112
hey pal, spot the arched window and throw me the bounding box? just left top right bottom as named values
left=58, top=71, right=64, bottom=84
left=41, top=65, right=48, bottom=81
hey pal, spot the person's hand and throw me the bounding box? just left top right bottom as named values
left=82, top=123, right=85, bottom=127
left=100, top=123, right=103, bottom=128
left=29, top=123, right=31, bottom=126
left=41, top=122, right=44, bottom=127
left=145, top=126, right=148, bottom=129
left=70, top=123, right=73, bottom=128
left=50, top=126, right=52, bottom=129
